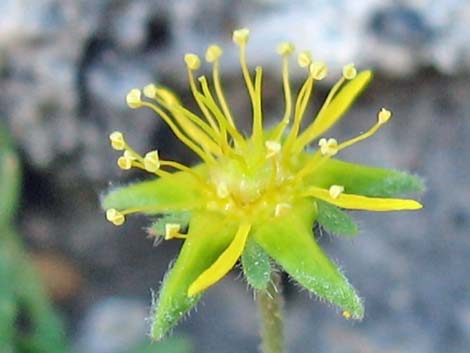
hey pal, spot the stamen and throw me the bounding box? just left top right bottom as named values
left=310, top=61, right=328, bottom=80
left=265, top=140, right=281, bottom=158
left=378, top=108, right=392, bottom=124
left=117, top=156, right=133, bottom=170
left=197, top=76, right=229, bottom=149
left=342, top=63, right=357, bottom=80
left=318, top=138, right=338, bottom=156
left=164, top=223, right=185, bottom=240
left=282, top=73, right=314, bottom=150
left=184, top=53, right=201, bottom=70
left=185, top=57, right=220, bottom=133
left=233, top=28, right=256, bottom=117
left=159, top=160, right=209, bottom=186
left=151, top=86, right=223, bottom=156
left=144, top=151, right=160, bottom=172
left=342, top=311, right=352, bottom=319
left=232, top=28, right=250, bottom=46
left=252, top=66, right=264, bottom=142
left=205, top=45, right=223, bottom=63
left=329, top=185, right=344, bottom=199
left=109, top=131, right=125, bottom=150
left=106, top=208, right=125, bottom=226
left=297, top=50, right=312, bottom=68
left=274, top=203, right=292, bottom=217
left=123, top=150, right=137, bottom=160
left=276, top=42, right=295, bottom=56
left=276, top=42, right=294, bottom=141
left=337, top=109, right=392, bottom=151
left=206, top=45, right=238, bottom=132
left=143, top=83, right=157, bottom=99
left=140, top=101, right=215, bottom=164
left=126, top=89, right=143, bottom=109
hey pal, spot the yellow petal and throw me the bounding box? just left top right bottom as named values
left=295, top=71, right=372, bottom=151
left=305, top=187, right=422, bottom=211
left=187, top=222, right=251, bottom=296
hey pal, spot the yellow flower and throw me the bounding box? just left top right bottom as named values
left=102, top=28, right=423, bottom=340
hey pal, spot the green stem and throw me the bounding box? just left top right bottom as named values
left=257, top=272, right=286, bottom=353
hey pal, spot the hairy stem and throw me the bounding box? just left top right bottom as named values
left=257, top=272, right=286, bottom=353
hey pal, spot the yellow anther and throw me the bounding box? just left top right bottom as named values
left=329, top=185, right=345, bottom=199
left=342, top=310, right=352, bottom=319
left=216, top=182, right=230, bottom=199
left=155, top=87, right=179, bottom=106
left=233, top=28, right=250, bottom=45
left=143, top=150, right=160, bottom=172
left=123, top=150, right=137, bottom=160
left=297, top=50, right=313, bottom=68
left=265, top=140, right=282, bottom=158
left=309, top=61, right=328, bottom=80
left=164, top=223, right=182, bottom=240
left=276, top=42, right=295, bottom=56
left=342, top=63, right=357, bottom=80
left=205, top=45, right=223, bottom=62
left=274, top=203, right=292, bottom=217
left=143, top=83, right=157, bottom=99
left=106, top=209, right=125, bottom=226
left=318, top=138, right=338, bottom=156
left=126, top=89, right=143, bottom=109
left=109, top=131, right=125, bottom=150
left=378, top=108, right=392, bottom=124
left=117, top=156, right=133, bottom=170
left=184, top=53, right=201, bottom=70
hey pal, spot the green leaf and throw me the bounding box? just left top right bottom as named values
left=1, top=228, right=68, bottom=353
left=102, top=167, right=206, bottom=214
left=316, top=200, right=358, bottom=236
left=241, top=237, right=271, bottom=290
left=306, top=157, right=425, bottom=197
left=148, top=212, right=192, bottom=237
left=151, top=211, right=237, bottom=340
left=253, top=199, right=364, bottom=319
left=0, top=125, right=21, bottom=225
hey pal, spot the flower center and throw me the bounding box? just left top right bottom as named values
left=208, top=141, right=297, bottom=217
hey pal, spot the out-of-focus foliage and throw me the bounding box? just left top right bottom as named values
left=0, top=125, right=68, bottom=353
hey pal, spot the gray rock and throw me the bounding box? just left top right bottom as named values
left=73, top=297, right=148, bottom=353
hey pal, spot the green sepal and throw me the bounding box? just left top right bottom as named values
left=316, top=200, right=358, bottom=236
left=241, top=237, right=272, bottom=290
left=151, top=211, right=237, bottom=340
left=253, top=199, right=364, bottom=319
left=148, top=212, right=192, bottom=237
left=101, top=168, right=204, bottom=214
left=306, top=157, right=424, bottom=197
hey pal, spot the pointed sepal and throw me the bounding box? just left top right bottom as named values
left=306, top=157, right=425, bottom=197
left=150, top=212, right=237, bottom=340
left=241, top=237, right=272, bottom=290
left=253, top=199, right=364, bottom=319
left=102, top=169, right=204, bottom=214
left=316, top=200, right=358, bottom=236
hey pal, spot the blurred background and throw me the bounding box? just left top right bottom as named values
left=0, top=1, right=469, bottom=353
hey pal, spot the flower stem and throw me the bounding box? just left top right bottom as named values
left=257, top=272, right=286, bottom=353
